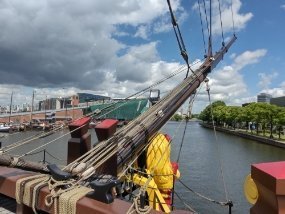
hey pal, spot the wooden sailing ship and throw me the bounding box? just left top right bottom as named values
left=0, top=43, right=236, bottom=214
left=1, top=0, right=283, bottom=214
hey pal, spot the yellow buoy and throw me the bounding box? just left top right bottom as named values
left=244, top=174, right=258, bottom=204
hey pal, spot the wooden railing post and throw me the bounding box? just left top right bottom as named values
left=67, top=117, right=91, bottom=164
left=94, top=119, right=118, bottom=176
left=16, top=203, right=34, bottom=214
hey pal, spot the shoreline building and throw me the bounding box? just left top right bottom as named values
left=38, top=93, right=110, bottom=111
left=270, top=96, right=285, bottom=107
left=257, top=93, right=272, bottom=103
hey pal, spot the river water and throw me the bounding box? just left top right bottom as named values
left=1, top=121, right=285, bottom=213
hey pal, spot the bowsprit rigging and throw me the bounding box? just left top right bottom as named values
left=10, top=35, right=236, bottom=214
left=0, top=0, right=238, bottom=213
left=167, top=0, right=194, bottom=78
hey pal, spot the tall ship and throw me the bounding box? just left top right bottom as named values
left=0, top=1, right=283, bottom=214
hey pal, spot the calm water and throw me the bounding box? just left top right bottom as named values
left=1, top=121, right=285, bottom=213
left=162, top=121, right=285, bottom=213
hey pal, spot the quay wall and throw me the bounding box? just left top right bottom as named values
left=200, top=123, right=285, bottom=149
left=0, top=109, right=83, bottom=123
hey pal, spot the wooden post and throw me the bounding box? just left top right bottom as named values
left=67, top=117, right=91, bottom=164
left=16, top=204, right=34, bottom=214
left=94, top=119, right=118, bottom=176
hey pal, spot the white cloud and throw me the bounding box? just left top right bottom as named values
left=193, top=0, right=253, bottom=35
left=0, top=0, right=192, bottom=106
left=207, top=65, right=247, bottom=100
left=0, top=0, right=257, bottom=113
left=258, top=72, right=278, bottom=90
left=134, top=25, right=149, bottom=39
left=280, top=81, right=285, bottom=88
left=210, top=49, right=267, bottom=104
left=259, top=81, right=285, bottom=98
left=232, top=49, right=267, bottom=71
left=0, top=0, right=187, bottom=98
left=192, top=49, right=267, bottom=113
left=261, top=88, right=285, bottom=98
left=281, top=4, right=285, bottom=10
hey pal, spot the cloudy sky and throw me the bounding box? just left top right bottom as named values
left=0, top=0, right=284, bottom=113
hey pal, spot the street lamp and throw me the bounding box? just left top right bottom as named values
left=8, top=91, right=13, bottom=124
left=65, top=97, right=67, bottom=121
left=30, top=90, right=35, bottom=121
left=62, top=88, right=67, bottom=122
left=44, top=95, right=47, bottom=122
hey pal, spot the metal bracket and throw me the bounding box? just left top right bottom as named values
left=89, top=179, right=120, bottom=204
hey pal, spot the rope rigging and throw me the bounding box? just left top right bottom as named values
left=166, top=0, right=194, bottom=78
left=208, top=0, right=213, bottom=56
left=1, top=62, right=199, bottom=157
left=0, top=126, right=64, bottom=154
left=173, top=191, right=197, bottom=213
left=217, top=0, right=225, bottom=46
left=198, top=0, right=207, bottom=57
left=202, top=0, right=210, bottom=38
left=230, top=0, right=236, bottom=34
left=205, top=78, right=233, bottom=213
left=177, top=178, right=233, bottom=208
left=5, top=1, right=239, bottom=213
left=4, top=36, right=237, bottom=214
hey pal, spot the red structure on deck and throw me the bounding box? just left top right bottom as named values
left=251, top=161, right=285, bottom=214
left=67, top=117, right=91, bottom=164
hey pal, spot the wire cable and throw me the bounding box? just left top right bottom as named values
left=198, top=0, right=207, bottom=56
left=205, top=79, right=230, bottom=203
left=217, top=0, right=225, bottom=45
left=230, top=0, right=236, bottom=34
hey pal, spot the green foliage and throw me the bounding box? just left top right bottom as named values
left=199, top=101, right=285, bottom=138
left=171, top=113, right=183, bottom=121
left=191, top=114, right=199, bottom=119
left=199, top=100, right=226, bottom=122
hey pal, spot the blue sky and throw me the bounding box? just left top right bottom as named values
left=0, top=0, right=284, bottom=113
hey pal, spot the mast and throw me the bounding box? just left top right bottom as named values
left=2, top=36, right=236, bottom=174
left=115, top=36, right=237, bottom=172
left=63, top=36, right=237, bottom=176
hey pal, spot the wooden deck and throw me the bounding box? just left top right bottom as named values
left=0, top=166, right=159, bottom=214
left=0, top=166, right=193, bottom=213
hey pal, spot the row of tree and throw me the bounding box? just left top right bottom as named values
left=199, top=101, right=285, bottom=139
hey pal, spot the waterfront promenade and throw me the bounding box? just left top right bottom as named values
left=200, top=123, right=285, bottom=149
left=0, top=107, right=84, bottom=123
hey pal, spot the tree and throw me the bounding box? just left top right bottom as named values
left=199, top=101, right=226, bottom=122
left=199, top=100, right=285, bottom=140
left=276, top=107, right=285, bottom=139
left=227, top=106, right=241, bottom=129
left=172, top=113, right=182, bottom=121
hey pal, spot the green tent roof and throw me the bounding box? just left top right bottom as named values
left=88, top=98, right=149, bottom=120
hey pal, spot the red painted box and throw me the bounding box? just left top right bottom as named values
left=95, top=119, right=118, bottom=141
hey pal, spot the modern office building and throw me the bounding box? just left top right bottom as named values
left=270, top=96, right=285, bottom=107
left=257, top=93, right=272, bottom=103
